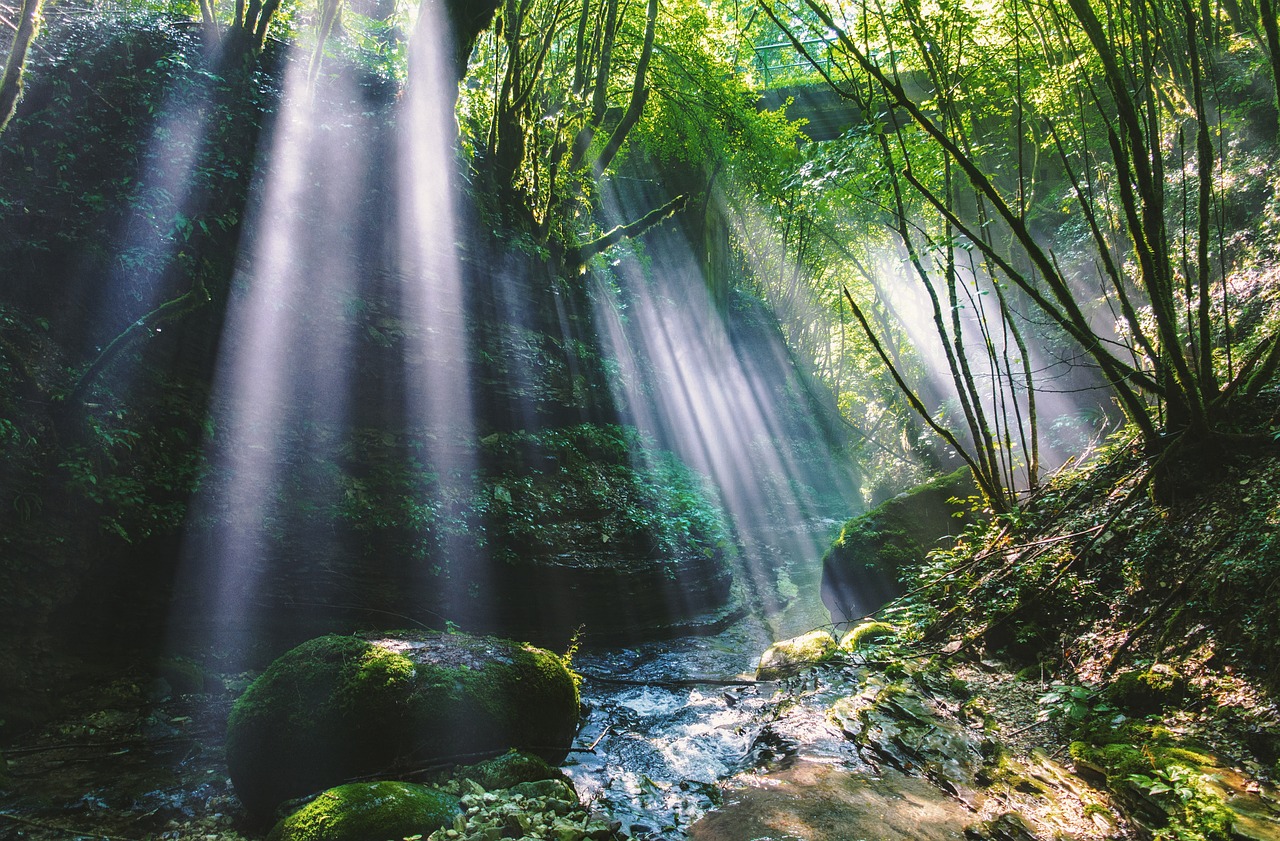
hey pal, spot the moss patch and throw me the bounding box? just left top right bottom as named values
left=266, top=781, right=460, bottom=841
left=1105, top=666, right=1188, bottom=714
left=822, top=468, right=978, bottom=620
left=838, top=621, right=898, bottom=651
left=453, top=749, right=569, bottom=791
left=828, top=468, right=976, bottom=576
left=756, top=630, right=837, bottom=680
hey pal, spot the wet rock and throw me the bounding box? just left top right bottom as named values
left=964, top=811, right=1039, bottom=841
left=226, top=631, right=580, bottom=816
left=267, top=781, right=460, bottom=841
left=822, top=467, right=979, bottom=623
left=832, top=680, right=984, bottom=807
left=755, top=630, right=837, bottom=680
left=455, top=749, right=571, bottom=792
left=469, top=425, right=740, bottom=643
left=511, top=777, right=578, bottom=803
left=427, top=778, right=606, bottom=841
left=157, top=656, right=206, bottom=695
left=838, top=621, right=898, bottom=651
left=688, top=759, right=974, bottom=841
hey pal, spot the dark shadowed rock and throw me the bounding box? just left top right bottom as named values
left=822, top=468, right=979, bottom=623
left=225, top=631, right=580, bottom=817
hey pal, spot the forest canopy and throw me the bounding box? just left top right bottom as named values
left=2, top=0, right=1280, bottom=548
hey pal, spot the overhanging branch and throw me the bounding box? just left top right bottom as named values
left=574, top=193, right=687, bottom=265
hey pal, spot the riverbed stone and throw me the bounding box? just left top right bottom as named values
left=832, top=679, right=984, bottom=806
left=963, top=811, right=1038, bottom=840
left=266, top=781, right=460, bottom=841
left=755, top=630, right=837, bottom=680
left=838, top=620, right=898, bottom=651
left=226, top=631, right=580, bottom=817
left=454, top=749, right=571, bottom=792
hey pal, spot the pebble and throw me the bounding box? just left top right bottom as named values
left=427, top=781, right=606, bottom=841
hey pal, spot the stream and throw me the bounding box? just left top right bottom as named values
left=0, top=531, right=976, bottom=841
left=566, top=617, right=973, bottom=841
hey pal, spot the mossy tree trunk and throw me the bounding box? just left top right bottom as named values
left=0, top=0, right=44, bottom=136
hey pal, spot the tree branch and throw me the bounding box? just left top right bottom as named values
left=573, top=193, right=686, bottom=264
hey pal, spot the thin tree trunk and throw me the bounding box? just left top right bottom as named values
left=1259, top=0, right=1280, bottom=136
left=591, top=0, right=657, bottom=174
left=0, top=0, right=43, bottom=136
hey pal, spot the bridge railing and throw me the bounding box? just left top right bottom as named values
left=753, top=36, right=834, bottom=87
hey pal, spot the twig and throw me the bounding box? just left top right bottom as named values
left=1100, top=535, right=1225, bottom=675
left=1008, top=718, right=1049, bottom=737
left=587, top=726, right=611, bottom=751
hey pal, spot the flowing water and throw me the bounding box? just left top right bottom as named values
left=564, top=615, right=972, bottom=841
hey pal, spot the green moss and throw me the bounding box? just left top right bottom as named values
left=838, top=621, right=897, bottom=651
left=423, top=640, right=580, bottom=751
left=266, top=781, right=460, bottom=841
left=1082, top=802, right=1111, bottom=820
left=1160, top=746, right=1218, bottom=767
left=226, top=632, right=580, bottom=818
left=1106, top=666, right=1188, bottom=714
left=976, top=742, right=1022, bottom=787
left=756, top=630, right=837, bottom=680
left=454, top=749, right=568, bottom=791
left=227, top=635, right=410, bottom=815
left=1070, top=741, right=1156, bottom=780
left=333, top=645, right=417, bottom=713
left=824, top=467, right=978, bottom=584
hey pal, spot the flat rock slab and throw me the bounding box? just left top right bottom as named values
left=687, top=759, right=973, bottom=841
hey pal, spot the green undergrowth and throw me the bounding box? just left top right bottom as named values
left=479, top=423, right=735, bottom=566
left=1067, top=717, right=1235, bottom=841
left=887, top=430, right=1280, bottom=696
left=856, top=428, right=1280, bottom=841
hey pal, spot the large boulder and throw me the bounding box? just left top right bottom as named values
left=822, top=468, right=979, bottom=623
left=755, top=630, right=838, bottom=680
left=177, top=424, right=738, bottom=649
left=472, top=424, right=740, bottom=642
left=225, top=631, right=580, bottom=817
left=267, top=781, right=460, bottom=841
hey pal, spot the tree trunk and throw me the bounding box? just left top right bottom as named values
left=0, top=0, right=43, bottom=136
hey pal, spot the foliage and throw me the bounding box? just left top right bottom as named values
left=1036, top=682, right=1116, bottom=726
left=1127, top=765, right=1233, bottom=841
left=754, top=0, right=1280, bottom=511
left=480, top=423, right=735, bottom=564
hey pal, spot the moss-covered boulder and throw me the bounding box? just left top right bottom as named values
left=266, top=781, right=460, bottom=841
left=1105, top=665, right=1188, bottom=714
left=453, top=749, right=570, bottom=792
left=822, top=468, right=979, bottom=622
left=226, top=632, right=580, bottom=817
left=838, top=621, right=898, bottom=652
left=755, top=630, right=837, bottom=680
